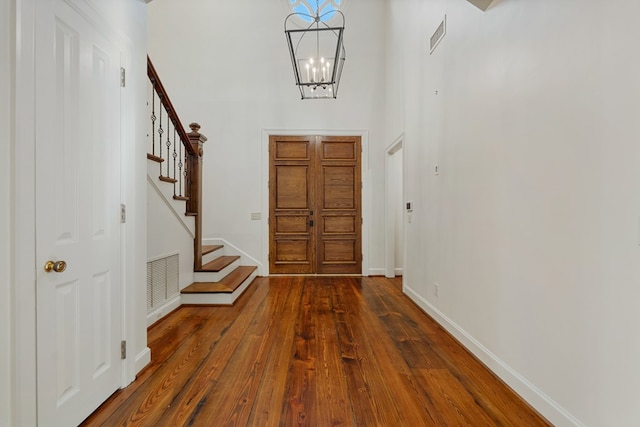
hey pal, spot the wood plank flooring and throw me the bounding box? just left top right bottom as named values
left=81, top=276, right=551, bottom=426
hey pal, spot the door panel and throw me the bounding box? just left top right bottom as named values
left=270, top=136, right=315, bottom=273
left=275, top=165, right=311, bottom=209
left=316, top=136, right=361, bottom=274
left=269, top=135, right=361, bottom=274
left=35, top=0, right=122, bottom=425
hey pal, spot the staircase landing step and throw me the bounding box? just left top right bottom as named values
left=196, top=255, right=240, bottom=272
left=202, top=244, right=224, bottom=256
left=182, top=266, right=258, bottom=294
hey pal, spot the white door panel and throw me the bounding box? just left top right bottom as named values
left=35, top=0, right=122, bottom=425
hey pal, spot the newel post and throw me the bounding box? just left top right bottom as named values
left=187, top=122, right=207, bottom=270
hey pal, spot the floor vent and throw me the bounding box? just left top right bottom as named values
left=147, top=254, right=179, bottom=313
left=430, top=16, right=446, bottom=54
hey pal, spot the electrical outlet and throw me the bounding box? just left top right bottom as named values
left=434, top=283, right=439, bottom=297
left=251, top=212, right=261, bottom=220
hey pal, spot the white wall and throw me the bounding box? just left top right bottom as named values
left=391, top=0, right=640, bottom=425
left=147, top=0, right=388, bottom=274
left=147, top=179, right=195, bottom=289
left=1, top=1, right=14, bottom=424
left=149, top=0, right=640, bottom=424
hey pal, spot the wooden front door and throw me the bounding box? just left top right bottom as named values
left=269, top=135, right=362, bottom=274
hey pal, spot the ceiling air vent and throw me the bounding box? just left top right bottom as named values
left=430, top=16, right=446, bottom=54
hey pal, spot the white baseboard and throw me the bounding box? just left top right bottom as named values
left=403, top=284, right=584, bottom=427
left=146, top=295, right=181, bottom=327
left=134, top=347, right=151, bottom=376
left=368, top=268, right=385, bottom=276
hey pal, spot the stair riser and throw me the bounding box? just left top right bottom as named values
left=181, top=270, right=258, bottom=306
left=193, top=258, right=241, bottom=282
left=202, top=248, right=224, bottom=265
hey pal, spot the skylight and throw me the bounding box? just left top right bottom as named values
left=288, top=0, right=344, bottom=23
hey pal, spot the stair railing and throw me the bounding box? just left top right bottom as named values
left=147, top=56, right=207, bottom=269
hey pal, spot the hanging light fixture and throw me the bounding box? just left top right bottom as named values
left=284, top=1, right=346, bottom=100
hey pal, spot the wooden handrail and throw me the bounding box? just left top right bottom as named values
left=147, top=56, right=206, bottom=270
left=147, top=56, right=197, bottom=157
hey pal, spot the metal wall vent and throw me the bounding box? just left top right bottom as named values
left=146, top=254, right=179, bottom=313
left=430, top=16, right=446, bottom=54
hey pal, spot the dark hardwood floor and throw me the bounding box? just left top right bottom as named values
left=81, top=276, right=550, bottom=426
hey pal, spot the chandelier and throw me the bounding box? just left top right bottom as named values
left=284, top=1, right=346, bottom=99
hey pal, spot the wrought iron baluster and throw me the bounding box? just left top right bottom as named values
left=157, top=104, right=164, bottom=175
left=166, top=115, right=172, bottom=178
left=151, top=89, right=156, bottom=156
left=172, top=128, right=177, bottom=196
left=178, top=133, right=184, bottom=197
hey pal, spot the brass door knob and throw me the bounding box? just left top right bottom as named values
left=44, top=260, right=67, bottom=273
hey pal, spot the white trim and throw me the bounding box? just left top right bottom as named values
left=384, top=134, right=404, bottom=279
left=261, top=129, right=370, bottom=277
left=146, top=295, right=181, bottom=327
left=147, top=250, right=180, bottom=264
left=403, top=284, right=585, bottom=427
left=202, top=238, right=263, bottom=270
left=13, top=0, right=38, bottom=423
left=134, top=347, right=151, bottom=375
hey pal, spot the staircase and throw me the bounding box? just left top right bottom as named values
left=182, top=245, right=257, bottom=305
left=147, top=56, right=257, bottom=308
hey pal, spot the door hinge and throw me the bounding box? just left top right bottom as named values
left=120, top=67, right=126, bottom=87
left=361, top=218, right=363, bottom=225
left=120, top=204, right=126, bottom=223
left=121, top=340, right=127, bottom=359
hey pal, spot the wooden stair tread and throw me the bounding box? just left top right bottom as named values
left=147, top=153, right=164, bottom=163
left=196, top=255, right=240, bottom=272
left=173, top=195, right=189, bottom=201
left=182, top=266, right=258, bottom=294
left=202, top=244, right=223, bottom=255
left=159, top=176, right=178, bottom=184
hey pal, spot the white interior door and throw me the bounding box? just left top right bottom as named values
left=35, top=0, right=123, bottom=425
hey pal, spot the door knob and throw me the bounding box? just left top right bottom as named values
left=44, top=260, right=67, bottom=273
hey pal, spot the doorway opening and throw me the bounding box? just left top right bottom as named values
left=385, top=136, right=404, bottom=278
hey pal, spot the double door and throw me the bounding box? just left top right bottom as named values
left=269, top=135, right=362, bottom=274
